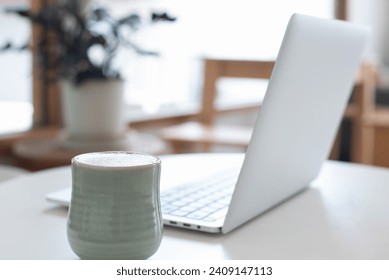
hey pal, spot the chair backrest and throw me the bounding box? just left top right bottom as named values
left=200, top=59, right=275, bottom=125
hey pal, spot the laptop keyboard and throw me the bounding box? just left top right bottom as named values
left=161, top=170, right=238, bottom=222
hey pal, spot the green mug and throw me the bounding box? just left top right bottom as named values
left=67, top=151, right=163, bottom=259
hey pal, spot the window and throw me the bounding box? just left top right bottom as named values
left=99, top=0, right=334, bottom=120
left=0, top=1, right=33, bottom=134
left=0, top=0, right=334, bottom=134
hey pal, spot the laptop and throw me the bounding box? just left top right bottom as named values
left=47, top=14, right=368, bottom=234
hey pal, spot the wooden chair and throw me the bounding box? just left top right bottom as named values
left=344, top=62, right=377, bottom=164
left=160, top=57, right=378, bottom=163
left=160, top=58, right=275, bottom=153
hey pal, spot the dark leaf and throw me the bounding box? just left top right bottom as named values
left=75, top=68, right=120, bottom=85
left=2, top=0, right=174, bottom=84
left=5, top=7, right=30, bottom=18
left=90, top=35, right=107, bottom=46
left=91, top=8, right=110, bottom=21
left=20, top=42, right=29, bottom=51
left=119, top=14, right=141, bottom=29
left=0, top=42, right=12, bottom=51
left=151, top=12, right=176, bottom=22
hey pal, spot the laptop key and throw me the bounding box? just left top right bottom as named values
left=161, top=204, right=178, bottom=213
left=161, top=168, right=239, bottom=222
left=179, top=206, right=197, bottom=212
left=203, top=216, right=217, bottom=222
left=169, top=210, right=192, bottom=217
left=207, top=207, right=229, bottom=220
left=171, top=200, right=188, bottom=207
left=186, top=211, right=210, bottom=220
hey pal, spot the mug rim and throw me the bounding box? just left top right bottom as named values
left=72, top=151, right=161, bottom=169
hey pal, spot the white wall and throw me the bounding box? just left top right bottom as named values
left=348, top=0, right=389, bottom=85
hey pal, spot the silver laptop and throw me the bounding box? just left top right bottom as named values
left=47, top=14, right=368, bottom=234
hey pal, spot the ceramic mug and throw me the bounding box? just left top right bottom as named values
left=67, top=151, right=163, bottom=259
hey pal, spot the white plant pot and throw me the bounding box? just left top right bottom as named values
left=60, top=79, right=127, bottom=150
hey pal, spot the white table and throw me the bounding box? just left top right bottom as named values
left=1, top=153, right=389, bottom=259
left=0, top=165, right=29, bottom=183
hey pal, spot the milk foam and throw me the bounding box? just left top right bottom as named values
left=74, top=152, right=159, bottom=167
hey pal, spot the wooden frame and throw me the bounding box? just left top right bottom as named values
left=201, top=59, right=274, bottom=125
left=31, top=0, right=62, bottom=128
left=348, top=63, right=377, bottom=164
left=161, top=56, right=377, bottom=161
left=335, top=0, right=348, bottom=20
left=160, top=59, right=274, bottom=153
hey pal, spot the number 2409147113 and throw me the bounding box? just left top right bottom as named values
left=209, top=266, right=272, bottom=276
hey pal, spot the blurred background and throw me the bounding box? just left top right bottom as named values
left=1, top=0, right=389, bottom=173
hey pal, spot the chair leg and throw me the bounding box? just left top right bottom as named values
left=329, top=128, right=342, bottom=160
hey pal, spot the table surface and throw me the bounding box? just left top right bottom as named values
left=1, top=153, right=389, bottom=260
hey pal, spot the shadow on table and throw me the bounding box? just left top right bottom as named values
left=162, top=188, right=338, bottom=259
